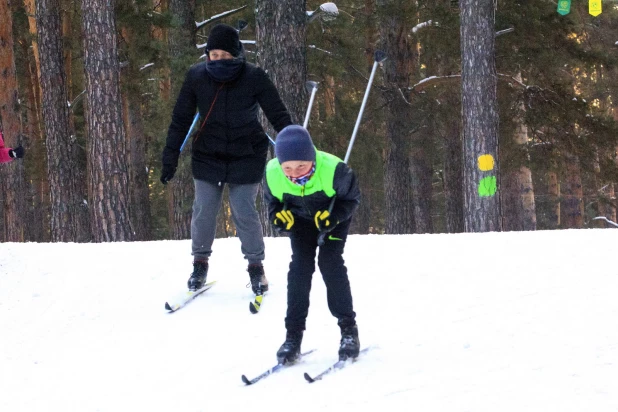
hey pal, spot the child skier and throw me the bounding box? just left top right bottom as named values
left=264, top=125, right=361, bottom=363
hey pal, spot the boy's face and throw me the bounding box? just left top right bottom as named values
left=281, top=160, right=313, bottom=178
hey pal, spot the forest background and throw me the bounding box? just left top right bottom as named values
left=1, top=0, right=617, bottom=243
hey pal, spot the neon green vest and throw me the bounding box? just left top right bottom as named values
left=266, top=150, right=342, bottom=201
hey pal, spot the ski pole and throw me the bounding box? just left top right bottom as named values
left=303, top=81, right=318, bottom=129
left=180, top=113, right=200, bottom=152
left=317, top=50, right=387, bottom=246
left=343, top=50, right=386, bottom=163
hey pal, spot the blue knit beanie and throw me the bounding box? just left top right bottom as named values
left=275, top=125, right=316, bottom=163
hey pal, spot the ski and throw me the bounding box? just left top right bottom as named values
left=303, top=347, right=371, bottom=383
left=242, top=349, right=316, bottom=385
left=164, top=281, right=217, bottom=313
left=249, top=293, right=263, bottom=314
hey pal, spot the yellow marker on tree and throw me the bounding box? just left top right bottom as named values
left=478, top=154, right=495, bottom=171
left=589, top=0, right=602, bottom=16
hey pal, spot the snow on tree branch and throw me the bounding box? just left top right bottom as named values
left=197, top=39, right=256, bottom=50
left=495, top=27, right=515, bottom=37
left=308, top=44, right=333, bottom=55
left=593, top=216, right=618, bottom=228
left=412, top=20, right=438, bottom=33
left=408, top=73, right=533, bottom=92
left=307, top=2, right=339, bottom=22
left=195, top=5, right=248, bottom=30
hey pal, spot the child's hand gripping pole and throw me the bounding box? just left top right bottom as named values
left=316, top=198, right=336, bottom=246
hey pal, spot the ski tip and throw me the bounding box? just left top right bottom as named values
left=241, top=374, right=252, bottom=385
left=164, top=302, right=173, bottom=311
left=303, top=372, right=315, bottom=383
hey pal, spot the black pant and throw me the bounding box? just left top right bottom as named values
left=285, top=218, right=356, bottom=332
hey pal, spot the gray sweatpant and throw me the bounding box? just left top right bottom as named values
left=191, top=179, right=265, bottom=264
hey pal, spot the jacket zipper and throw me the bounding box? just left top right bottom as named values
left=300, top=185, right=313, bottom=218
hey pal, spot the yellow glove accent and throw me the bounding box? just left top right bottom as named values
left=314, top=210, right=332, bottom=230
left=274, top=209, right=295, bottom=230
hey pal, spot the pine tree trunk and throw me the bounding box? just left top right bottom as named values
left=602, top=184, right=616, bottom=223
left=255, top=0, right=308, bottom=238
left=121, top=23, right=153, bottom=241
left=460, top=0, right=501, bottom=232
left=324, top=75, right=336, bottom=119
left=23, top=0, right=42, bottom=88
left=443, top=120, right=465, bottom=233
left=546, top=170, right=560, bottom=228
left=364, top=0, right=377, bottom=71
left=37, top=0, right=90, bottom=242
left=255, top=0, right=307, bottom=123
left=81, top=0, right=133, bottom=241
left=18, top=27, right=48, bottom=241
left=153, top=0, right=171, bottom=101
left=167, top=0, right=196, bottom=240
left=561, top=153, right=584, bottom=228
left=0, top=0, right=26, bottom=242
left=501, top=79, right=536, bottom=231
left=123, top=91, right=152, bottom=241
left=379, top=1, right=417, bottom=234
left=410, top=133, right=434, bottom=234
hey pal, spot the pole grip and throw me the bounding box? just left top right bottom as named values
left=317, top=197, right=336, bottom=246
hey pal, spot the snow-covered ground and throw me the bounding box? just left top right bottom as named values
left=1, top=229, right=617, bottom=411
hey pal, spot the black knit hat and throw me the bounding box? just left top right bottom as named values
left=206, top=24, right=242, bottom=57
left=275, top=125, right=316, bottom=164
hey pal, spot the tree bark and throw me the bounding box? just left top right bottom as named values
left=16, top=0, right=47, bottom=241
left=120, top=20, right=153, bottom=241
left=546, top=170, right=560, bottom=228
left=379, top=1, right=417, bottom=234
left=37, top=0, right=90, bottom=242
left=19, top=37, right=48, bottom=241
left=81, top=0, right=133, bottom=241
left=501, top=76, right=536, bottom=231
left=255, top=0, right=307, bottom=123
left=443, top=120, right=465, bottom=233
left=0, top=0, right=26, bottom=242
left=123, top=91, right=152, bottom=241
left=460, top=0, right=501, bottom=232
left=255, top=0, right=308, bottom=237
left=561, top=153, right=584, bottom=228
left=167, top=0, right=196, bottom=240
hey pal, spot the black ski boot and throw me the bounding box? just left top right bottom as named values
left=247, top=263, right=269, bottom=295
left=187, top=259, right=208, bottom=291
left=338, top=324, right=360, bottom=361
left=276, top=330, right=303, bottom=364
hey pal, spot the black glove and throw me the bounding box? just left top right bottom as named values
left=160, top=164, right=177, bottom=184
left=314, top=210, right=338, bottom=233
left=9, top=146, right=24, bottom=159
left=273, top=209, right=294, bottom=232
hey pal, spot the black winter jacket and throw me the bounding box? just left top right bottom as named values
left=163, top=61, right=292, bottom=184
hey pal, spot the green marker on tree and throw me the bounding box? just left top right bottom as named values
left=557, top=0, right=571, bottom=15
left=478, top=176, right=497, bottom=197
